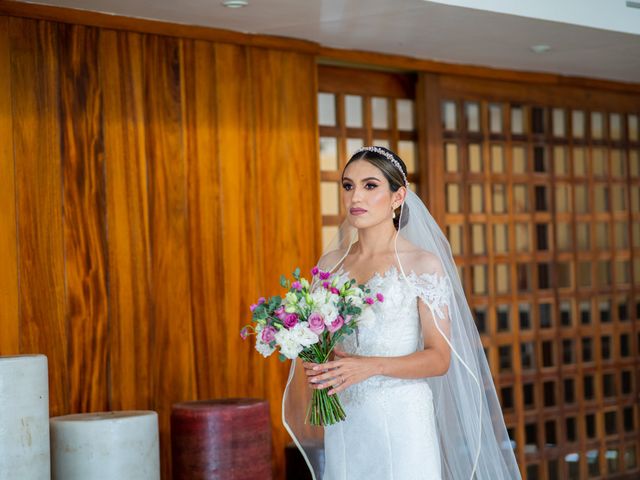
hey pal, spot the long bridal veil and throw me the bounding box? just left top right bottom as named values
left=283, top=188, right=522, bottom=479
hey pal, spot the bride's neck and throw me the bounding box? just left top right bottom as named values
left=354, top=223, right=398, bottom=257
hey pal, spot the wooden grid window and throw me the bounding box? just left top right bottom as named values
left=317, top=66, right=418, bottom=249
left=439, top=95, right=640, bottom=479
left=316, top=67, right=639, bottom=479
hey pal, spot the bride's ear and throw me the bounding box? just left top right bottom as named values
left=394, top=186, right=407, bottom=205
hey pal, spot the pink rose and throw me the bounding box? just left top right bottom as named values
left=319, top=271, right=331, bottom=280
left=261, top=325, right=277, bottom=343
left=322, top=281, right=331, bottom=289
left=365, top=297, right=375, bottom=305
left=275, top=306, right=287, bottom=320
left=308, top=312, right=325, bottom=334
left=330, top=287, right=340, bottom=295
left=327, top=315, right=344, bottom=333
left=376, top=293, right=384, bottom=302
left=311, top=266, right=319, bottom=276
left=291, top=281, right=302, bottom=291
left=284, top=313, right=299, bottom=329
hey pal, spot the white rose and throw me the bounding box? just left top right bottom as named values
left=319, top=302, right=339, bottom=326
left=255, top=340, right=275, bottom=358
left=275, top=329, right=304, bottom=359
left=310, top=290, right=327, bottom=306
left=290, top=322, right=319, bottom=347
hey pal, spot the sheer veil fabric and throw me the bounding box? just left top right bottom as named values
left=282, top=188, right=521, bottom=479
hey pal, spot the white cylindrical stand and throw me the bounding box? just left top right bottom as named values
left=50, top=411, right=160, bottom=480
left=0, top=354, right=51, bottom=479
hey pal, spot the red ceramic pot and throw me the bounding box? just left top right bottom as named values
left=171, top=398, right=271, bottom=480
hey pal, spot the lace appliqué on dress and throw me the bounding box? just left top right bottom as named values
left=407, top=271, right=452, bottom=322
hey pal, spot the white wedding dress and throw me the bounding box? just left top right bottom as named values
left=322, top=264, right=452, bottom=480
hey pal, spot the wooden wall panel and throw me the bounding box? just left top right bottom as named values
left=144, top=34, right=197, bottom=476
left=99, top=30, right=152, bottom=412
left=0, top=16, right=19, bottom=355
left=1, top=12, right=319, bottom=480
left=180, top=39, right=226, bottom=400
left=214, top=42, right=265, bottom=399
left=58, top=24, right=109, bottom=413
left=250, top=47, right=321, bottom=479
left=8, top=17, right=69, bottom=415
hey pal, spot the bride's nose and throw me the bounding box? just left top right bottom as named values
left=351, top=185, right=365, bottom=202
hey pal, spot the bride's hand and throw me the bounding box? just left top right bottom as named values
left=302, top=360, right=326, bottom=388
left=307, top=347, right=378, bottom=395
left=302, top=350, right=339, bottom=388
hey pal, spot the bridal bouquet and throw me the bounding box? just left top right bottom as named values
left=241, top=265, right=383, bottom=426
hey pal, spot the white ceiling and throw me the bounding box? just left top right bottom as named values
left=22, top=0, right=640, bottom=83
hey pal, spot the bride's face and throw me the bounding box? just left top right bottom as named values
left=341, top=160, right=401, bottom=229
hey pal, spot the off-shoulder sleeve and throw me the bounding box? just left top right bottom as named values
left=412, top=272, right=452, bottom=322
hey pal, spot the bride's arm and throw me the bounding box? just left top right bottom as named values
left=372, top=299, right=451, bottom=379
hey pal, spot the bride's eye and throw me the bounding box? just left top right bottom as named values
left=342, top=183, right=353, bottom=191
left=365, top=183, right=378, bottom=190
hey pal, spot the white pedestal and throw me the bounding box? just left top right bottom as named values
left=50, top=410, right=160, bottom=480
left=0, top=354, right=50, bottom=479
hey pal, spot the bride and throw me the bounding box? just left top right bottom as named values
left=283, top=146, right=521, bottom=480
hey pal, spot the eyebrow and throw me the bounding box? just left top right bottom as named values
left=342, top=176, right=381, bottom=182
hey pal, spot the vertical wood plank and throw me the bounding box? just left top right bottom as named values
left=250, top=46, right=320, bottom=479
left=99, top=29, right=152, bottom=411
left=214, top=42, right=265, bottom=398
left=58, top=23, right=109, bottom=413
left=9, top=17, right=69, bottom=415
left=0, top=16, right=19, bottom=355
left=181, top=39, right=226, bottom=400
left=418, top=73, right=445, bottom=221
left=144, top=33, right=196, bottom=478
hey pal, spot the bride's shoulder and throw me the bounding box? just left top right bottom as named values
left=397, top=239, right=446, bottom=277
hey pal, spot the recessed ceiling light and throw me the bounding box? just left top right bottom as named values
left=530, top=44, right=552, bottom=54
left=222, top=0, right=248, bottom=7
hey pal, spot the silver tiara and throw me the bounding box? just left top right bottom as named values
left=355, top=146, right=408, bottom=186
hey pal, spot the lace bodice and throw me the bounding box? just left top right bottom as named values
left=331, top=265, right=452, bottom=405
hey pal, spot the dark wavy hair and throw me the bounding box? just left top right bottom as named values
left=342, top=146, right=409, bottom=230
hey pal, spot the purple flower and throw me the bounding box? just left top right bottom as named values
left=322, top=281, right=331, bottom=289
left=258, top=297, right=266, bottom=304
left=319, top=271, right=331, bottom=280
left=308, top=312, right=325, bottom=334
left=365, top=297, right=375, bottom=305
left=250, top=303, right=258, bottom=312
left=284, top=313, right=299, bottom=329
left=376, top=293, right=384, bottom=302
left=311, top=266, right=319, bottom=276
left=291, top=281, right=302, bottom=291
left=330, top=287, right=340, bottom=295
left=327, top=315, right=344, bottom=333
left=261, top=325, right=277, bottom=343
left=275, top=306, right=287, bottom=320
left=240, top=327, right=249, bottom=339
